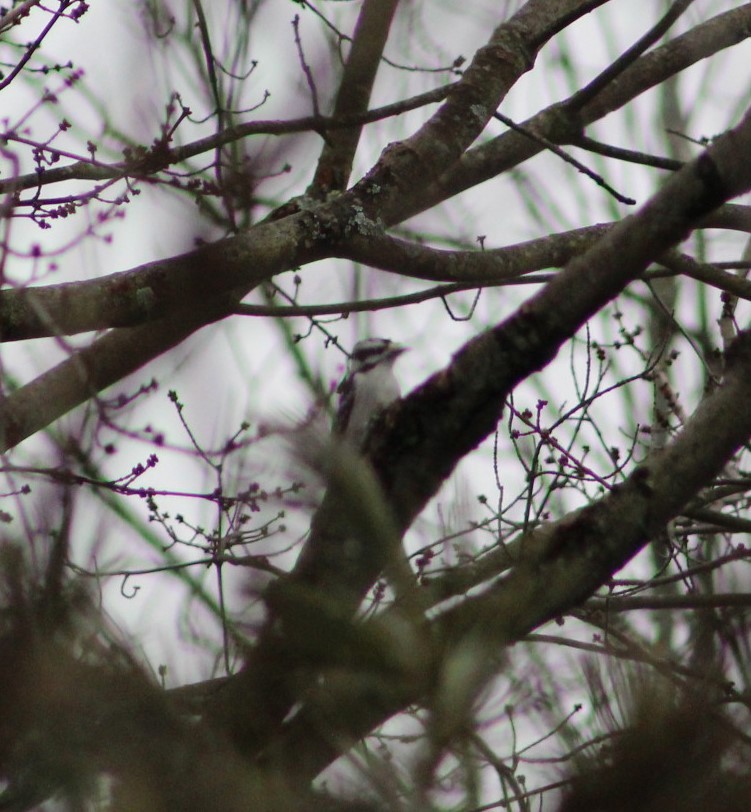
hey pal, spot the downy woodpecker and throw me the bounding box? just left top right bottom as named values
left=333, top=338, right=407, bottom=447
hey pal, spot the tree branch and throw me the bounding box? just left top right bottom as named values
left=309, top=0, right=401, bottom=194
left=0, top=211, right=320, bottom=450
left=409, top=3, right=751, bottom=221
left=207, top=97, right=751, bottom=763
left=352, top=0, right=611, bottom=225
left=0, top=84, right=454, bottom=195
left=260, top=325, right=751, bottom=783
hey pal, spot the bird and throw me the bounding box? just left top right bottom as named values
left=333, top=338, right=407, bottom=447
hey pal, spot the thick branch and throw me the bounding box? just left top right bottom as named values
left=5, top=2, right=726, bottom=347
left=352, top=0, right=610, bottom=223
left=8, top=207, right=751, bottom=341
left=0, top=212, right=322, bottom=451
left=1, top=2, right=745, bottom=456
left=340, top=224, right=612, bottom=282
left=0, top=224, right=612, bottom=340
left=407, top=3, right=751, bottom=221
left=295, top=105, right=751, bottom=620
left=208, top=97, right=751, bottom=763
left=310, top=0, right=400, bottom=193
left=0, top=213, right=310, bottom=342
left=266, top=327, right=751, bottom=782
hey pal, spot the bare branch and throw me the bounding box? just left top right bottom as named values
left=412, top=3, right=751, bottom=220
left=259, top=326, right=751, bottom=782
left=0, top=84, right=455, bottom=195
left=309, top=0, right=400, bottom=193
left=207, top=100, right=751, bottom=763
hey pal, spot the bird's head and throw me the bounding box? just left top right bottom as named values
left=347, top=337, right=407, bottom=376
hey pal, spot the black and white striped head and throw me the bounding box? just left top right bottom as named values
left=346, top=338, right=406, bottom=377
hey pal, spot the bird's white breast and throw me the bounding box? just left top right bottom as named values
left=345, top=361, right=401, bottom=446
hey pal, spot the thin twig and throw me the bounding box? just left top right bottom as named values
left=492, top=112, right=636, bottom=205
left=292, top=14, right=320, bottom=117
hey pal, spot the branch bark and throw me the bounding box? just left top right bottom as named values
left=310, top=0, right=401, bottom=194
left=410, top=3, right=751, bottom=221
left=0, top=0, right=614, bottom=452
left=206, top=98, right=751, bottom=765
left=260, top=323, right=751, bottom=782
